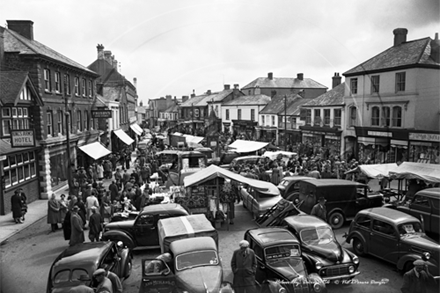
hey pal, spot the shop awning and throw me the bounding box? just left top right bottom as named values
left=389, top=162, right=440, bottom=183
left=78, top=141, right=111, bottom=160
left=227, top=140, right=269, bottom=153
left=113, top=129, right=134, bottom=145
left=130, top=124, right=143, bottom=136
left=345, top=163, right=400, bottom=179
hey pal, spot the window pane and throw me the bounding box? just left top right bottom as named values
left=10, top=155, right=16, bottom=166
left=2, top=108, right=11, bottom=117
left=16, top=154, right=23, bottom=165
left=29, top=152, right=35, bottom=160
left=23, top=152, right=29, bottom=162
left=18, top=166, right=24, bottom=181
left=24, top=164, right=30, bottom=179
left=11, top=168, right=17, bottom=185
left=2, top=119, right=11, bottom=135
left=4, top=170, right=11, bottom=187
left=23, top=108, right=28, bottom=117
left=30, top=162, right=36, bottom=177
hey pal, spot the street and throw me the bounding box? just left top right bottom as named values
left=0, top=203, right=404, bottom=293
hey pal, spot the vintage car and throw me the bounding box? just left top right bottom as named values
left=244, top=227, right=327, bottom=293
left=139, top=237, right=223, bottom=293
left=101, top=203, right=189, bottom=249
left=46, top=241, right=132, bottom=293
left=229, top=155, right=262, bottom=170
left=158, top=150, right=207, bottom=186
left=240, top=180, right=283, bottom=219
left=345, top=207, right=440, bottom=275
left=280, top=214, right=360, bottom=281
left=277, top=176, right=316, bottom=199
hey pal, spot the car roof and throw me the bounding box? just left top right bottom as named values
left=281, top=176, right=316, bottom=182
left=170, top=236, right=217, bottom=255
left=248, top=228, right=299, bottom=246
left=302, top=179, right=366, bottom=187
left=52, top=242, right=112, bottom=274
left=415, top=188, right=440, bottom=199
left=141, top=203, right=188, bottom=215
left=283, top=214, right=329, bottom=231
left=357, top=207, right=420, bottom=225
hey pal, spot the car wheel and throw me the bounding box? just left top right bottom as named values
left=125, top=258, right=132, bottom=279
left=403, top=261, right=413, bottom=274
left=328, top=212, right=345, bottom=229
left=352, top=238, right=365, bottom=256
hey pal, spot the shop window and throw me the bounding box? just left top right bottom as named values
left=382, top=107, right=390, bottom=127
left=392, top=106, right=402, bottom=127
left=395, top=72, right=406, bottom=92
left=2, top=151, right=36, bottom=189
left=371, top=107, right=380, bottom=126
left=371, top=75, right=380, bottom=93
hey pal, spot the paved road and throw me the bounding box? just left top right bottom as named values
left=1, top=203, right=405, bottom=293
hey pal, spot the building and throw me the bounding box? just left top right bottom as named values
left=136, top=100, right=148, bottom=128
left=148, top=96, right=177, bottom=132
left=343, top=28, right=440, bottom=164
left=159, top=99, right=180, bottom=132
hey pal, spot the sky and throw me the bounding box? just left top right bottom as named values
left=1, top=0, right=439, bottom=105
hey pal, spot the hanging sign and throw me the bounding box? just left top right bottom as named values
left=10, top=129, right=36, bottom=147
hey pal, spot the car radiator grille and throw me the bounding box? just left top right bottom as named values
left=285, top=281, right=310, bottom=293
left=324, top=264, right=350, bottom=277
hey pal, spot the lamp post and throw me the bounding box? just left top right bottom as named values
left=284, top=95, right=287, bottom=151
left=64, top=92, right=73, bottom=192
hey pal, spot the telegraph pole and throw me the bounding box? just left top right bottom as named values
left=284, top=95, right=287, bottom=151
left=64, top=90, right=72, bottom=192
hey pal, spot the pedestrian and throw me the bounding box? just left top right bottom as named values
left=11, top=189, right=23, bottom=224
left=59, top=194, right=68, bottom=226
left=63, top=210, right=72, bottom=241
left=401, top=259, right=435, bottom=293
left=270, top=163, right=282, bottom=185
left=97, top=162, right=104, bottom=181
left=108, top=181, right=119, bottom=203
left=69, top=206, right=85, bottom=246
left=86, top=192, right=100, bottom=221
left=103, top=265, right=123, bottom=293
left=18, top=188, right=28, bottom=222
left=308, top=166, right=322, bottom=179
left=125, top=154, right=131, bottom=170
left=231, top=240, right=257, bottom=293
left=93, top=268, right=113, bottom=293
left=311, top=196, right=327, bottom=222
left=88, top=206, right=102, bottom=242
left=48, top=193, right=61, bottom=232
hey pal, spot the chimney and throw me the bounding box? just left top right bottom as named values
left=206, top=90, right=211, bottom=95
left=268, top=72, right=273, bottom=80
left=233, top=84, right=240, bottom=99
left=166, top=95, right=172, bottom=102
left=112, top=56, right=118, bottom=70
left=271, top=90, right=277, bottom=99
left=191, top=89, right=196, bottom=98
left=97, top=44, right=104, bottom=59
left=430, top=33, right=440, bottom=63
left=233, top=84, right=239, bottom=89
left=254, top=85, right=261, bottom=95
left=332, top=72, right=342, bottom=88
left=393, top=28, right=408, bottom=46
left=104, top=50, right=112, bottom=65
left=224, top=84, right=230, bottom=90
left=297, top=73, right=304, bottom=80
left=182, top=95, right=189, bottom=103
left=133, top=77, right=137, bottom=88
left=0, top=27, right=4, bottom=68
left=139, top=101, right=143, bottom=107
left=7, top=20, right=34, bottom=40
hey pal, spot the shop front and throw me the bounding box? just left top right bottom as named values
left=222, top=122, right=231, bottom=133
left=257, top=126, right=277, bottom=142
left=111, top=129, right=134, bottom=154
left=408, top=132, right=440, bottom=164
left=231, top=120, right=257, bottom=140
left=300, top=127, right=342, bottom=159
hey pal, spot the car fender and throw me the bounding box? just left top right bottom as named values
left=327, top=207, right=345, bottom=217
left=119, top=248, right=132, bottom=277
left=301, top=253, right=321, bottom=271
left=102, top=230, right=135, bottom=249
left=346, top=231, right=367, bottom=250
left=396, top=254, right=425, bottom=271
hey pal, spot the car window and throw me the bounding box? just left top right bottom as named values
left=398, top=222, right=423, bottom=235
left=175, top=250, right=218, bottom=271
left=71, top=269, right=89, bottom=282
left=53, top=270, right=71, bottom=284
left=355, top=215, right=371, bottom=228
left=300, top=226, right=334, bottom=245
left=265, top=244, right=301, bottom=261
left=137, top=214, right=155, bottom=225
left=412, top=196, right=430, bottom=207
left=372, top=220, right=396, bottom=236
left=356, top=187, right=367, bottom=198
left=251, top=241, right=264, bottom=260
left=144, top=259, right=170, bottom=275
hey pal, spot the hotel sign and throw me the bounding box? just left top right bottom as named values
left=10, top=129, right=35, bottom=147
left=409, top=133, right=440, bottom=142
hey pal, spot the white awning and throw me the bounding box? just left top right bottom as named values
left=78, top=142, right=111, bottom=160
left=113, top=129, right=134, bottom=145
left=130, top=124, right=143, bottom=136
left=227, top=139, right=269, bottom=153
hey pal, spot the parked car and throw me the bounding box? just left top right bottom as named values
left=101, top=203, right=189, bottom=249
left=230, top=155, right=262, bottom=170
left=240, top=181, right=282, bottom=219
left=295, top=179, right=384, bottom=229
left=210, top=151, right=240, bottom=167
left=280, top=214, right=360, bottom=282
left=139, top=237, right=222, bottom=293
left=47, top=241, right=132, bottom=293
left=345, top=207, right=440, bottom=276
left=244, top=227, right=327, bottom=293
left=277, top=176, right=316, bottom=199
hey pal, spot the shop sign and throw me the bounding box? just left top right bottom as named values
left=325, top=135, right=339, bottom=140
left=367, top=131, right=392, bottom=137
left=92, top=110, right=112, bottom=118
left=409, top=132, right=440, bottom=142
left=10, top=129, right=35, bottom=147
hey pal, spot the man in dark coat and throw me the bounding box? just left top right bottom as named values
left=88, top=206, right=102, bottom=242
left=63, top=210, right=72, bottom=240
left=69, top=206, right=85, bottom=246
left=311, top=196, right=327, bottom=222
left=401, top=259, right=436, bottom=293
left=11, top=190, right=23, bottom=224
left=108, top=181, right=119, bottom=203
left=231, top=240, right=257, bottom=293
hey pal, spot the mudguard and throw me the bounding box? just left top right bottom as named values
left=102, top=230, right=135, bottom=249
left=120, top=247, right=132, bottom=278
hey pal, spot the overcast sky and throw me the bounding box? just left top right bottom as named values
left=1, top=0, right=439, bottom=105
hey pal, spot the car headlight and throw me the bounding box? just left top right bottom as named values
left=423, top=252, right=431, bottom=260
left=353, top=255, right=359, bottom=265
left=315, top=261, right=322, bottom=270
left=348, top=265, right=355, bottom=274
left=313, top=282, right=322, bottom=292
left=279, top=288, right=286, bottom=293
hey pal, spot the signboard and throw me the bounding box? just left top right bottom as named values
left=92, top=110, right=112, bottom=118
left=10, top=129, right=35, bottom=147
left=409, top=132, right=440, bottom=142
left=367, top=131, right=392, bottom=137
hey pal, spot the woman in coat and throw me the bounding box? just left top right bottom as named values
left=11, top=190, right=23, bottom=224
left=47, top=194, right=61, bottom=232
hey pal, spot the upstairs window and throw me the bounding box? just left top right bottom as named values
left=305, top=109, right=312, bottom=125
left=44, top=69, right=51, bottom=92
left=64, top=74, right=71, bottom=95
left=76, top=110, right=82, bottom=132
left=396, top=72, right=406, bottom=92
left=371, top=107, right=380, bottom=126
left=19, top=86, right=31, bottom=101
left=392, top=106, right=402, bottom=127
left=371, top=75, right=380, bottom=93
left=58, top=110, right=64, bottom=135
left=54, top=72, right=61, bottom=93
left=333, top=109, right=341, bottom=127
left=324, top=109, right=330, bottom=126
left=88, top=80, right=93, bottom=97
left=74, top=77, right=80, bottom=95
left=350, top=78, right=358, bottom=94
left=382, top=107, right=391, bottom=127
left=84, top=111, right=89, bottom=131
left=47, top=111, right=53, bottom=136
left=349, top=106, right=357, bottom=127
left=314, top=109, right=321, bottom=126
left=82, top=78, right=87, bottom=97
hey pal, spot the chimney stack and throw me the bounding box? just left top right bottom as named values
left=7, top=20, right=34, bottom=40
left=233, top=84, right=239, bottom=89
left=112, top=56, right=118, bottom=70
left=224, top=84, right=230, bottom=90
left=332, top=72, right=342, bottom=88
left=104, top=50, right=112, bottom=65
left=430, top=33, right=440, bottom=63
left=268, top=72, right=273, bottom=80
left=133, top=77, right=137, bottom=88
left=297, top=73, right=304, bottom=80
left=191, top=89, right=196, bottom=98
left=206, top=90, right=211, bottom=95
left=182, top=95, right=189, bottom=103
left=393, top=28, right=408, bottom=46
left=97, top=44, right=104, bottom=59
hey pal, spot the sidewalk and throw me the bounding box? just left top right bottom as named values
left=0, top=152, right=138, bottom=245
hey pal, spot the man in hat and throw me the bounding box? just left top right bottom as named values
left=68, top=275, right=94, bottom=293
left=401, top=259, right=436, bottom=293
left=311, top=196, right=327, bottom=222
left=103, top=265, right=123, bottom=293
left=231, top=240, right=257, bottom=293
left=69, top=206, right=85, bottom=246
left=93, top=268, right=113, bottom=293
left=88, top=206, right=102, bottom=242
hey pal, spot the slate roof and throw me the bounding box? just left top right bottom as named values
left=222, top=94, right=271, bottom=106
left=88, top=59, right=126, bottom=84
left=259, top=94, right=303, bottom=114
left=242, top=76, right=327, bottom=90
left=302, top=82, right=346, bottom=107
left=164, top=103, right=179, bottom=113
left=344, top=37, right=440, bottom=76
left=286, top=98, right=311, bottom=115
left=0, top=71, right=28, bottom=104
left=180, top=94, right=209, bottom=108
left=3, top=28, right=97, bottom=75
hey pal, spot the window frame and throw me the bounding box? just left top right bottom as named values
left=64, top=74, right=71, bottom=95
left=76, top=110, right=82, bottom=132
left=82, top=78, right=87, bottom=97
left=350, top=78, right=358, bottom=94
left=349, top=106, right=357, bottom=127
left=74, top=77, right=80, bottom=96
left=54, top=72, right=61, bottom=93
left=251, top=109, right=255, bottom=121
left=395, top=72, right=406, bottom=92
left=47, top=111, right=53, bottom=136
left=371, top=106, right=380, bottom=126
left=237, top=109, right=242, bottom=120
left=371, top=75, right=380, bottom=94
left=313, top=109, right=321, bottom=126
left=382, top=106, right=391, bottom=127
left=323, top=109, right=330, bottom=126
left=392, top=106, right=402, bottom=127
left=58, top=110, right=64, bottom=135
left=44, top=69, right=51, bottom=92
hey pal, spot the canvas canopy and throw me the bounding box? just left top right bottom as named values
left=78, top=142, right=111, bottom=160
left=113, top=129, right=134, bottom=145
left=227, top=140, right=269, bottom=153
left=262, top=151, right=297, bottom=161
left=130, top=123, right=143, bottom=135
left=345, top=163, right=400, bottom=179
left=184, top=164, right=279, bottom=195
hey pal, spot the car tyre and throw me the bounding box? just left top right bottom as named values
left=352, top=238, right=365, bottom=256
left=125, top=258, right=132, bottom=279
left=328, top=212, right=345, bottom=229
left=403, top=261, right=413, bottom=274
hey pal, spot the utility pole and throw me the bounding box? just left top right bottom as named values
left=64, top=90, right=72, bottom=192
left=284, top=95, right=287, bottom=151
left=192, top=103, right=194, bottom=135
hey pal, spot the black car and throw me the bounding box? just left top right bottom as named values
left=244, top=227, right=327, bottom=293
left=47, top=241, right=131, bottom=293
left=277, top=176, right=316, bottom=199
left=102, top=203, right=189, bottom=249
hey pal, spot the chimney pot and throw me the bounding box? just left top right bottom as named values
left=7, top=20, right=34, bottom=40
left=268, top=72, right=273, bottom=80
left=430, top=32, right=440, bottom=63
left=206, top=90, right=211, bottom=95
left=233, top=84, right=239, bottom=89
left=297, top=73, right=304, bottom=80
left=97, top=44, right=104, bottom=59
left=393, top=28, right=408, bottom=46
left=224, top=84, right=230, bottom=90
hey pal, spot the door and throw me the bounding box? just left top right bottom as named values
left=368, top=220, right=400, bottom=263
left=250, top=240, right=267, bottom=284
left=140, top=259, right=175, bottom=293
left=353, top=187, right=369, bottom=217
left=135, top=214, right=159, bottom=247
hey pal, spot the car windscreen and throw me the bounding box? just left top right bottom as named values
left=300, top=226, right=334, bottom=245
left=175, top=250, right=219, bottom=271
left=398, top=222, right=423, bottom=236
left=54, top=268, right=89, bottom=285
left=257, top=191, right=279, bottom=199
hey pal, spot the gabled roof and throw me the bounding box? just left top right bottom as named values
left=302, top=82, right=346, bottom=107
left=286, top=98, right=310, bottom=115
left=344, top=37, right=440, bottom=76
left=181, top=89, right=238, bottom=108
left=0, top=71, right=43, bottom=106
left=88, top=59, right=126, bottom=84
left=180, top=94, right=209, bottom=107
left=242, top=76, right=327, bottom=90
left=222, top=94, right=271, bottom=106
left=3, top=28, right=97, bottom=75
left=206, top=89, right=235, bottom=103
left=164, top=103, right=179, bottom=113
left=259, top=94, right=303, bottom=115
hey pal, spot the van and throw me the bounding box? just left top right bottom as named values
left=296, top=179, right=383, bottom=229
